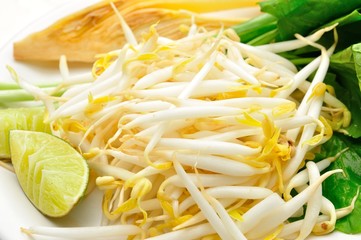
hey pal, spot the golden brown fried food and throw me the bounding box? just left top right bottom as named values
left=13, top=0, right=259, bottom=63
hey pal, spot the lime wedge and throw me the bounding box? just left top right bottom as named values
left=0, top=107, right=50, bottom=158
left=9, top=130, right=89, bottom=217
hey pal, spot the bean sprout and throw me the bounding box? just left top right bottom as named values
left=17, top=4, right=351, bottom=240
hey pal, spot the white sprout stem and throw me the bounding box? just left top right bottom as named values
left=61, top=82, right=92, bottom=99
left=78, top=102, right=128, bottom=147
left=187, top=15, right=198, bottom=37
left=135, top=119, right=193, bottom=137
left=49, top=71, right=123, bottom=120
left=176, top=30, right=218, bottom=45
left=123, top=106, right=242, bottom=129
left=276, top=56, right=322, bottom=99
left=299, top=80, right=349, bottom=110
left=297, top=62, right=330, bottom=118
left=290, top=52, right=329, bottom=121
left=157, top=36, right=175, bottom=45
left=284, top=158, right=333, bottom=199
left=145, top=223, right=215, bottom=240
left=125, top=165, right=166, bottom=182
left=209, top=197, right=247, bottom=240
left=163, top=174, right=252, bottom=192
left=98, top=44, right=129, bottom=80
left=237, top=193, right=285, bottom=234
left=297, top=161, right=322, bottom=240
left=209, top=97, right=294, bottom=108
left=277, top=215, right=329, bottom=239
left=178, top=50, right=218, bottom=99
left=135, top=214, right=170, bottom=224
left=123, top=100, right=175, bottom=113
left=246, top=169, right=342, bottom=239
left=7, top=66, right=56, bottom=114
left=284, top=95, right=324, bottom=180
left=174, top=199, right=236, bottom=230
left=174, top=210, right=216, bottom=230
left=173, top=161, right=233, bottom=239
left=88, top=162, right=135, bottom=180
left=110, top=2, right=137, bottom=46
left=126, top=199, right=162, bottom=214
left=223, top=41, right=257, bottom=74
left=51, top=71, right=95, bottom=96
left=176, top=186, right=272, bottom=218
left=276, top=39, right=336, bottom=99
left=22, top=225, right=141, bottom=239
left=253, top=57, right=297, bottom=79
left=286, top=33, right=334, bottom=140
left=284, top=44, right=331, bottom=180
left=59, top=55, right=70, bottom=81
left=105, top=149, right=147, bottom=167
left=63, top=72, right=94, bottom=86
left=162, top=151, right=269, bottom=176
left=143, top=121, right=169, bottom=165
left=199, top=128, right=262, bottom=141
left=131, top=80, right=243, bottom=98
left=274, top=116, right=318, bottom=131
left=256, top=24, right=336, bottom=53
left=165, top=97, right=294, bottom=109
left=216, top=54, right=260, bottom=85
left=157, top=138, right=261, bottom=156
left=200, top=186, right=273, bottom=199
left=312, top=197, right=337, bottom=234
left=335, top=188, right=360, bottom=219
left=133, top=66, right=173, bottom=90
left=239, top=42, right=298, bottom=73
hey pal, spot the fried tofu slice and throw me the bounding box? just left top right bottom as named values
left=13, top=0, right=259, bottom=63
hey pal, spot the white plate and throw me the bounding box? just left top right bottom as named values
left=0, top=0, right=95, bottom=86
left=0, top=1, right=360, bottom=240
left=0, top=1, right=101, bottom=240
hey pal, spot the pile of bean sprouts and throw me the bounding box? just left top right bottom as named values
left=17, top=5, right=356, bottom=240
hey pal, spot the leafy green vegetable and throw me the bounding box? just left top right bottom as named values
left=322, top=9, right=361, bottom=51
left=289, top=9, right=361, bottom=58
left=233, top=0, right=361, bottom=49
left=328, top=44, right=361, bottom=138
left=259, top=0, right=361, bottom=41
left=317, top=133, right=361, bottom=233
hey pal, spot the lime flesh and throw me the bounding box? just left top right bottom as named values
left=10, top=130, right=89, bottom=217
left=0, top=107, right=50, bottom=158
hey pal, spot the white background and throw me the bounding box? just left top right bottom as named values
left=0, top=0, right=72, bottom=48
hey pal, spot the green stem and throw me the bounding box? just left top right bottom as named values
left=0, top=87, right=62, bottom=102
left=0, top=82, right=57, bottom=90
left=247, top=29, right=278, bottom=46
left=290, top=58, right=315, bottom=66
left=232, top=13, right=278, bottom=43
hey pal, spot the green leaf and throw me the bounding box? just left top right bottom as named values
left=328, top=44, right=361, bottom=138
left=259, top=0, right=361, bottom=41
left=317, top=133, right=361, bottom=233
left=317, top=9, right=361, bottom=53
